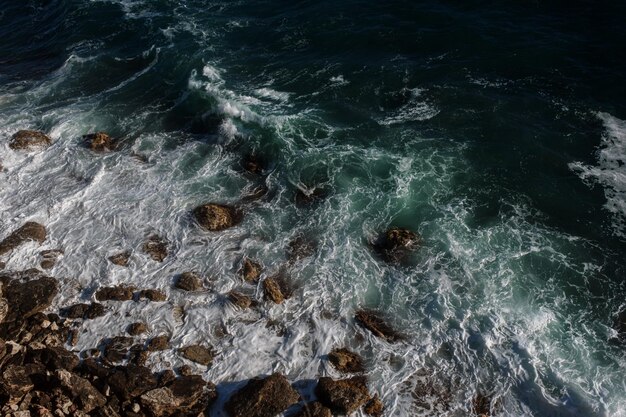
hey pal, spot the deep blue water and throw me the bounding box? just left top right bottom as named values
left=1, top=1, right=625, bottom=416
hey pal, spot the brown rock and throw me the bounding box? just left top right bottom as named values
left=1, top=273, right=58, bottom=323
left=140, top=375, right=217, bottom=417
left=40, top=249, right=63, bottom=270
left=372, top=227, right=420, bottom=263
left=127, top=322, right=148, bottom=336
left=137, top=289, right=166, bottom=302
left=61, top=303, right=106, bottom=320
left=143, top=235, right=167, bottom=262
left=55, top=369, right=106, bottom=413
left=225, top=373, right=300, bottom=417
left=193, top=203, right=242, bottom=231
left=84, top=132, right=114, bottom=152
left=9, top=130, right=51, bottom=150
left=107, top=365, right=158, bottom=400
left=364, top=394, right=384, bottom=417
left=102, top=336, right=134, bottom=363
left=227, top=290, right=253, bottom=309
left=355, top=309, right=401, bottom=342
left=178, top=365, right=193, bottom=376
left=108, top=251, right=131, bottom=267
left=315, top=376, right=370, bottom=415
left=294, top=402, right=332, bottom=417
left=147, top=335, right=169, bottom=351
left=328, top=348, right=365, bottom=373
left=179, top=345, right=214, bottom=366
left=174, top=272, right=203, bottom=292
left=95, top=286, right=134, bottom=301
left=0, top=364, right=35, bottom=405
left=0, top=222, right=47, bottom=255
left=240, top=258, right=262, bottom=283
left=262, top=273, right=292, bottom=304
left=472, top=393, right=492, bottom=417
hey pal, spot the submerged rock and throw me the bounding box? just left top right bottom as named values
left=294, top=402, right=332, bottom=417
left=355, top=309, right=401, bottom=342
left=295, top=186, right=328, bottom=207
left=39, top=249, right=63, bottom=270
left=242, top=153, right=267, bottom=175
left=193, top=203, right=242, bottom=231
left=0, top=222, right=47, bottom=255
left=127, top=322, right=148, bottom=336
left=315, top=376, right=370, bottom=415
left=9, top=130, right=51, bottom=150
left=108, top=251, right=131, bottom=267
left=328, top=348, right=365, bottom=373
left=147, top=335, right=170, bottom=351
left=84, top=132, right=114, bottom=152
left=143, top=235, right=168, bottom=262
left=372, top=227, right=420, bottom=263
left=61, top=303, right=106, bottom=320
left=140, top=375, right=217, bottom=417
left=179, top=344, right=214, bottom=366
left=175, top=271, right=203, bottom=292
left=95, top=286, right=134, bottom=302
left=102, top=336, right=134, bottom=363
left=287, top=235, right=317, bottom=262
left=240, top=258, right=262, bottom=283
left=472, top=393, right=492, bottom=417
left=227, top=290, right=253, bottom=309
left=225, top=373, right=300, bottom=417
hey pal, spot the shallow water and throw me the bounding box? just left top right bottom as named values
left=1, top=1, right=625, bottom=416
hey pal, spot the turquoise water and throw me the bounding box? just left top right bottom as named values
left=1, top=1, right=625, bottom=416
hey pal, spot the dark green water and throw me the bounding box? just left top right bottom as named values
left=1, top=1, right=625, bottom=416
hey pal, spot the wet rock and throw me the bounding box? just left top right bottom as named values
left=32, top=346, right=79, bottom=371
left=39, top=249, right=63, bottom=270
left=0, top=364, right=36, bottom=405
left=355, top=309, right=401, bottom=343
left=179, top=345, right=214, bottom=366
left=241, top=183, right=269, bottom=202
left=472, top=393, right=492, bottom=417
left=177, top=365, right=193, bottom=376
left=242, top=153, right=266, bottom=175
left=140, top=375, right=217, bottom=417
left=9, top=130, right=51, bottom=150
left=84, top=132, right=114, bottom=152
left=137, top=289, right=166, bottom=302
left=143, top=235, right=167, bottom=262
left=316, top=376, right=370, bottom=415
left=294, top=402, right=332, bottom=417
left=227, top=290, right=253, bottom=309
left=240, top=258, right=262, bottom=283
left=107, top=365, right=158, bottom=400
left=287, top=235, right=317, bottom=262
left=1, top=273, right=58, bottom=323
left=372, top=227, right=420, bottom=263
left=295, top=187, right=327, bottom=207
left=328, top=348, right=365, bottom=373
left=0, top=222, right=47, bottom=255
left=411, top=370, right=455, bottom=414
left=262, top=274, right=292, bottom=304
left=147, top=335, right=169, bottom=351
left=55, top=369, right=106, bottom=413
left=174, top=272, right=203, bottom=292
left=127, top=322, right=148, bottom=336
left=61, top=303, right=106, bottom=320
left=108, top=251, right=131, bottom=267
left=364, top=394, right=384, bottom=417
left=225, top=373, right=300, bottom=417
left=102, top=336, right=134, bottom=363
left=129, top=344, right=150, bottom=367
left=95, top=286, right=134, bottom=302
left=193, top=203, right=242, bottom=231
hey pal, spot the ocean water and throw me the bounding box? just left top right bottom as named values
left=1, top=1, right=626, bottom=416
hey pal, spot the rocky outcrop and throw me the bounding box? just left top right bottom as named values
left=263, top=274, right=293, bottom=304
left=355, top=309, right=401, bottom=342
left=60, top=303, right=106, bottom=320
left=0, top=271, right=58, bottom=324
left=55, top=368, right=107, bottom=412
left=175, top=271, right=204, bottom=291
left=108, top=251, right=131, bottom=267
left=179, top=344, right=214, bottom=366
left=138, top=289, right=167, bottom=302
left=95, top=286, right=134, bottom=302
left=143, top=235, right=168, bottom=262
left=227, top=290, right=253, bottom=309
left=193, top=203, right=242, bottom=231
left=225, top=373, right=300, bottom=417
left=294, top=401, right=332, bottom=417
left=328, top=348, right=365, bottom=373
left=315, top=376, right=370, bottom=415
left=140, top=375, right=217, bottom=417
left=84, top=132, right=114, bottom=152
left=0, top=222, right=47, bottom=255
left=240, top=258, right=262, bottom=283
left=372, top=227, right=420, bottom=263
left=9, top=130, right=51, bottom=150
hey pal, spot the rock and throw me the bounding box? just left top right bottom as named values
left=137, top=289, right=166, bottom=302
left=107, top=365, right=158, bottom=400
left=143, top=235, right=167, bottom=262
left=140, top=375, right=217, bottom=417
left=84, top=132, right=114, bottom=152
left=315, top=376, right=370, bottom=415
left=193, top=203, right=242, bottom=231
left=372, top=227, right=420, bottom=263
left=179, top=345, right=214, bottom=366
left=102, top=336, right=134, bottom=363
left=174, top=272, right=203, bottom=292
left=108, top=251, right=131, bottom=267
left=55, top=369, right=106, bottom=413
left=1, top=274, right=58, bottom=323
left=225, top=373, right=300, bottom=417
left=227, top=291, right=253, bottom=309
left=328, top=348, right=365, bottom=373
left=95, top=286, right=134, bottom=302
left=128, top=344, right=149, bottom=367
left=287, top=235, right=317, bottom=262
left=32, top=346, right=79, bottom=371
left=240, top=258, right=262, bottom=283
left=9, top=130, right=51, bottom=150
left=241, top=183, right=269, bottom=202
left=0, top=222, right=47, bottom=255
left=472, top=393, right=492, bottom=417
left=127, top=322, right=148, bottom=336
left=263, top=277, right=286, bottom=304
left=355, top=310, right=401, bottom=343
left=0, top=261, right=5, bottom=270
left=242, top=153, right=266, bottom=175
left=295, top=187, right=327, bottom=207
left=61, top=303, right=106, bottom=320
left=39, top=249, right=63, bottom=270
left=294, top=402, right=332, bottom=417
left=364, top=394, right=384, bottom=417
left=0, top=364, right=35, bottom=405
left=147, top=335, right=169, bottom=351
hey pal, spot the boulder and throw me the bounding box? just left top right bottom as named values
left=1, top=273, right=58, bottom=323
left=147, top=335, right=169, bottom=351
left=0, top=364, right=36, bottom=405
left=84, top=132, right=114, bottom=152
left=227, top=290, right=253, bottom=309
left=372, top=227, right=420, bottom=263
left=225, top=373, right=300, bottom=417
left=355, top=310, right=401, bottom=342
left=315, top=376, right=370, bottom=415
left=179, top=345, right=214, bottom=366
left=40, top=249, right=63, bottom=270
left=107, top=365, right=158, bottom=400
left=286, top=235, right=317, bottom=262
left=193, top=203, right=242, bottom=231
left=140, top=375, right=217, bottom=417
left=262, top=275, right=292, bottom=304
left=328, top=348, right=365, bottom=373
left=240, top=258, right=262, bottom=283
left=364, top=394, right=384, bottom=417
left=95, top=286, right=134, bottom=302
left=9, top=130, right=51, bottom=150
left=294, top=402, right=332, bottom=417
left=0, top=222, right=47, bottom=255
left=108, top=251, right=131, bottom=267
left=127, top=322, right=148, bottom=336
left=174, top=272, right=203, bottom=292
left=102, top=336, right=134, bottom=363
left=55, top=369, right=106, bottom=413
left=143, top=235, right=167, bottom=262
left=242, top=153, right=266, bottom=175
left=137, top=289, right=166, bottom=302
left=60, top=303, right=106, bottom=320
